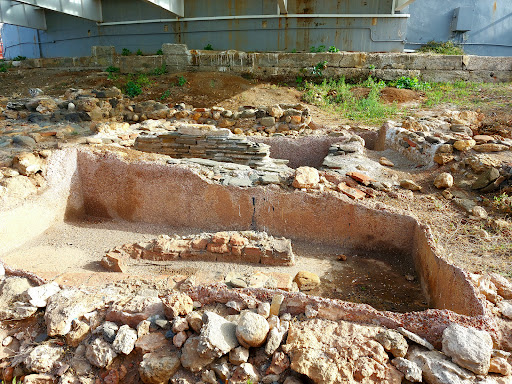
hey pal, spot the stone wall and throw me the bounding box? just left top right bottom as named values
left=102, top=231, right=295, bottom=272
left=134, top=124, right=287, bottom=169
left=8, top=44, right=512, bottom=83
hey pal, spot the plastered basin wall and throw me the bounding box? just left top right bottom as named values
left=0, top=147, right=484, bottom=317
left=0, top=148, right=83, bottom=256
left=76, top=148, right=484, bottom=316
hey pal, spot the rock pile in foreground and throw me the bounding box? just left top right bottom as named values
left=0, top=270, right=511, bottom=384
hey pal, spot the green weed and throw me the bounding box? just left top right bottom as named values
left=160, top=89, right=172, bottom=100
left=391, top=76, right=431, bottom=91
left=310, top=45, right=326, bottom=53
left=302, top=77, right=400, bottom=125
left=312, top=61, right=328, bottom=76
left=417, top=40, right=464, bottom=55
left=156, top=49, right=163, bottom=55
left=106, top=66, right=120, bottom=74
left=121, top=48, right=132, bottom=56
left=12, top=56, right=26, bottom=61
left=0, top=64, right=7, bottom=73
left=151, top=64, right=167, bottom=76
left=136, top=49, right=143, bottom=56
left=124, top=81, right=142, bottom=97
left=176, top=76, right=187, bottom=87
left=204, top=44, right=213, bottom=50
left=328, top=46, right=340, bottom=53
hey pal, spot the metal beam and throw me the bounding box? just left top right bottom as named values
left=0, top=0, right=46, bottom=29
left=15, top=0, right=102, bottom=21
left=395, top=0, right=416, bottom=12
left=278, top=0, right=287, bottom=15
left=144, top=0, right=183, bottom=17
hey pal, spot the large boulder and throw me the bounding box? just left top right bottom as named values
left=180, top=336, right=215, bottom=373
left=139, top=350, right=181, bottom=384
left=0, top=277, right=37, bottom=320
left=282, top=319, right=402, bottom=384
left=292, top=167, right=319, bottom=189
left=25, top=344, right=64, bottom=373
left=236, top=310, right=270, bottom=348
left=45, top=288, right=107, bottom=336
left=408, top=346, right=475, bottom=384
left=441, top=324, right=492, bottom=375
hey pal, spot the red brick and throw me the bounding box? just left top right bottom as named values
left=243, top=246, right=263, bottom=264
left=346, top=171, right=375, bottom=186
left=207, top=243, right=230, bottom=254
left=212, top=232, right=230, bottom=244
left=338, top=182, right=366, bottom=200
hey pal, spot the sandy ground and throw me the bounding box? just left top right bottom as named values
left=2, top=217, right=426, bottom=312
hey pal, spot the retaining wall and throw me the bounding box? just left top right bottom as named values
left=7, top=44, right=512, bottom=83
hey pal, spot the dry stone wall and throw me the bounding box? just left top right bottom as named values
left=134, top=124, right=288, bottom=169
left=7, top=44, right=512, bottom=83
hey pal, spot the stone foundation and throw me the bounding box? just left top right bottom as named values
left=102, top=231, right=295, bottom=271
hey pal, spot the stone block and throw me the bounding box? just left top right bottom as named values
left=408, top=54, right=463, bottom=70
left=420, top=70, right=469, bottom=82
left=163, top=44, right=190, bottom=69
left=91, top=46, right=115, bottom=66
left=468, top=70, right=512, bottom=83
left=463, top=55, right=512, bottom=71
left=118, top=56, right=164, bottom=74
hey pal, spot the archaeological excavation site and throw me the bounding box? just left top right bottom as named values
left=0, top=45, right=512, bottom=384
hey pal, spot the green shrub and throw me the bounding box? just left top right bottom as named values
left=328, top=46, right=340, bottom=53
left=417, top=40, right=464, bottom=55
left=392, top=76, right=431, bottom=91
left=124, top=81, right=142, bottom=97
left=156, top=49, right=163, bottom=55
left=136, top=49, right=143, bottom=56
left=121, top=48, right=131, bottom=56
left=105, top=66, right=120, bottom=73
left=204, top=44, right=213, bottom=50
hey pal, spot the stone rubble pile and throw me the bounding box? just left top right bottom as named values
left=102, top=231, right=295, bottom=273
left=0, top=270, right=511, bottom=384
left=379, top=110, right=512, bottom=166
left=1, top=88, right=315, bottom=137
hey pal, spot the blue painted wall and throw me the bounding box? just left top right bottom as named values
left=9, top=0, right=511, bottom=58
left=404, top=0, right=512, bottom=56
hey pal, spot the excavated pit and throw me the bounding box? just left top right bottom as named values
left=0, top=146, right=484, bottom=318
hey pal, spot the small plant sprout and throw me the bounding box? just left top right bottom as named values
left=204, top=44, right=213, bottom=50
left=121, top=48, right=131, bottom=56
left=177, top=76, right=187, bottom=87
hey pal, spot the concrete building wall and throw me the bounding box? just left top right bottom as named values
left=0, top=0, right=407, bottom=59
left=404, top=0, right=512, bottom=56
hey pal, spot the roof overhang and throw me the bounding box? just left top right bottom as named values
left=0, top=0, right=46, bottom=29
left=144, top=0, right=183, bottom=17
left=14, top=0, right=102, bottom=21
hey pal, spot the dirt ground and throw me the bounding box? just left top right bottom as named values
left=1, top=68, right=511, bottom=282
